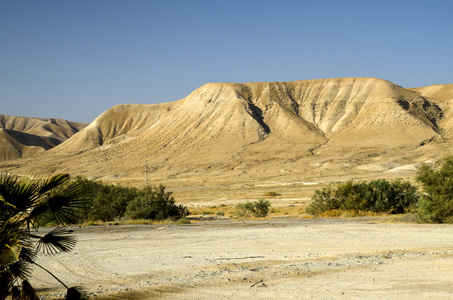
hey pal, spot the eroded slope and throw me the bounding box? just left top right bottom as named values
left=1, top=78, right=452, bottom=184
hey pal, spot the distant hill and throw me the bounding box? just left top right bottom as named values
left=0, top=115, right=87, bottom=161
left=1, top=78, right=453, bottom=187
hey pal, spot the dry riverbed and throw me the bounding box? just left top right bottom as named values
left=33, top=217, right=453, bottom=299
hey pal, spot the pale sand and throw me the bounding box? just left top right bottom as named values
left=32, top=218, right=453, bottom=299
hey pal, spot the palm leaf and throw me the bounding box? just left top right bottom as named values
left=37, top=174, right=70, bottom=195
left=0, top=224, right=21, bottom=263
left=0, top=194, right=17, bottom=211
left=10, top=286, right=20, bottom=300
left=20, top=279, right=39, bottom=300
left=8, top=259, right=32, bottom=280
left=0, top=227, right=34, bottom=281
left=0, top=174, right=40, bottom=213
left=18, top=243, right=37, bottom=263
left=35, top=227, right=77, bottom=255
left=0, top=173, right=85, bottom=299
left=0, top=241, right=22, bottom=266
left=30, top=179, right=86, bottom=225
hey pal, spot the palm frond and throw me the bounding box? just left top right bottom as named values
left=37, top=174, right=70, bottom=195
left=30, top=179, right=86, bottom=225
left=10, top=285, right=20, bottom=300
left=1, top=173, right=84, bottom=299
left=0, top=194, right=17, bottom=210
left=8, top=259, right=32, bottom=280
left=35, top=227, right=77, bottom=255
left=20, top=279, right=39, bottom=300
left=0, top=228, right=34, bottom=281
left=18, top=244, right=37, bottom=264
left=0, top=271, right=16, bottom=300
left=0, top=223, right=33, bottom=258
left=0, top=174, right=40, bottom=213
left=0, top=240, right=22, bottom=266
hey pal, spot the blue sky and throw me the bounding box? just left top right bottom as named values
left=1, top=0, right=452, bottom=123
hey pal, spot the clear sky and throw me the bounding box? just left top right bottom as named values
left=1, top=0, right=452, bottom=123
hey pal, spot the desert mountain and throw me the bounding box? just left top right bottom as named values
left=0, top=115, right=87, bottom=161
left=1, top=78, right=453, bottom=188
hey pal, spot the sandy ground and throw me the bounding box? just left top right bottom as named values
left=32, top=218, right=453, bottom=300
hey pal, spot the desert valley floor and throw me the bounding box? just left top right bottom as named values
left=32, top=217, right=453, bottom=300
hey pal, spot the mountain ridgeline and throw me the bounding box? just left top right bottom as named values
left=1, top=78, right=453, bottom=183
left=0, top=116, right=87, bottom=161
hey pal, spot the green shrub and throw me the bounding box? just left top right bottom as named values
left=70, top=177, right=188, bottom=222
left=90, top=185, right=139, bottom=222
left=216, top=211, right=225, bottom=216
left=307, top=179, right=419, bottom=216
left=306, top=186, right=339, bottom=215
left=235, top=200, right=271, bottom=218
left=126, top=184, right=189, bottom=221
left=416, top=157, right=453, bottom=223
left=69, top=177, right=136, bottom=222
left=235, top=202, right=253, bottom=217
left=251, top=199, right=271, bottom=217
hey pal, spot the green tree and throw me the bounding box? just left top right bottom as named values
left=72, top=177, right=140, bottom=222
left=0, top=173, right=87, bottom=300
left=416, top=157, right=453, bottom=223
left=90, top=185, right=139, bottom=222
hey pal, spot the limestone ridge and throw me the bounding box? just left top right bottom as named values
left=188, top=78, right=443, bottom=141
left=1, top=77, right=452, bottom=181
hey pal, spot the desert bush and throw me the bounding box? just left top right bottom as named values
left=235, top=200, right=271, bottom=218
left=71, top=177, right=188, bottom=223
left=306, top=186, right=339, bottom=215
left=251, top=199, right=271, bottom=217
left=216, top=211, right=225, bottom=216
left=125, top=184, right=189, bottom=221
left=69, top=177, right=131, bottom=222
left=416, top=157, right=453, bottom=223
left=90, top=185, right=139, bottom=222
left=235, top=202, right=253, bottom=218
left=307, top=179, right=419, bottom=216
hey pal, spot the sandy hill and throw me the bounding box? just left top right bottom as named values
left=1, top=78, right=453, bottom=192
left=0, top=115, right=87, bottom=161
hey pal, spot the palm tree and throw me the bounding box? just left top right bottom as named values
left=0, top=173, right=87, bottom=300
